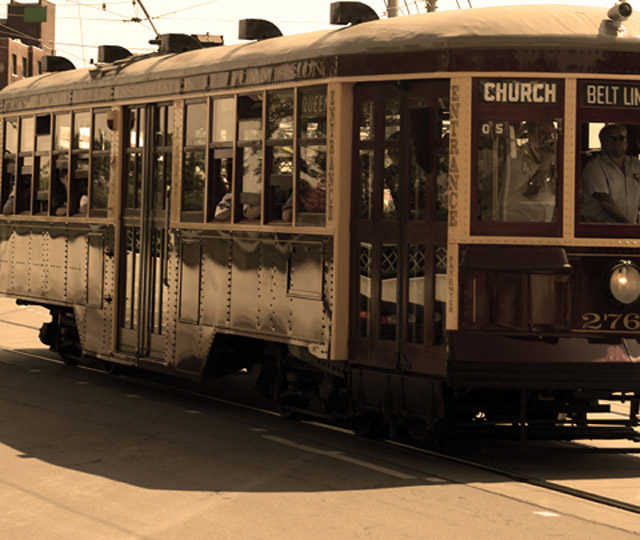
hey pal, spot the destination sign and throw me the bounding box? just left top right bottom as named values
left=581, top=82, right=640, bottom=108
left=479, top=79, right=558, bottom=105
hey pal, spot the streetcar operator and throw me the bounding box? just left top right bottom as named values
left=581, top=124, right=640, bottom=224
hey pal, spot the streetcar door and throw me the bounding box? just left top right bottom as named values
left=117, top=104, right=173, bottom=360
left=352, top=81, right=449, bottom=376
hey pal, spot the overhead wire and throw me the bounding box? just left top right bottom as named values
left=75, top=0, right=86, bottom=66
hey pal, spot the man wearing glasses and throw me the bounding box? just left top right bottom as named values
left=581, top=124, right=640, bottom=223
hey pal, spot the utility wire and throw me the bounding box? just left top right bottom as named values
left=153, top=0, right=224, bottom=20
left=75, top=0, right=86, bottom=66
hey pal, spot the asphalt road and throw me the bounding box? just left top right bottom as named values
left=0, top=297, right=638, bottom=539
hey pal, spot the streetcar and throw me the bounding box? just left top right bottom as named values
left=1, top=2, right=639, bottom=441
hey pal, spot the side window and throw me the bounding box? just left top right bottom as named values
left=52, top=112, right=70, bottom=216
left=266, top=90, right=293, bottom=223
left=472, top=78, right=564, bottom=236
left=91, top=109, right=112, bottom=216
left=34, top=114, right=51, bottom=214
left=17, top=116, right=34, bottom=214
left=2, top=118, right=17, bottom=215
left=70, top=111, right=90, bottom=216
left=124, top=106, right=144, bottom=214
left=210, top=97, right=234, bottom=222
left=236, top=93, right=263, bottom=221
left=152, top=104, right=173, bottom=213
left=577, top=81, right=640, bottom=231
left=182, top=100, right=206, bottom=222
left=297, top=86, right=326, bottom=226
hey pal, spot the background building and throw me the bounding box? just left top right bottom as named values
left=0, top=0, right=55, bottom=89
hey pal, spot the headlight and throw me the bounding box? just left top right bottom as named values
left=606, top=260, right=640, bottom=306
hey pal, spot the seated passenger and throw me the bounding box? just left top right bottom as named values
left=281, top=192, right=293, bottom=222
left=53, top=169, right=69, bottom=216
left=214, top=193, right=232, bottom=221
left=2, top=188, right=15, bottom=215
left=580, top=124, right=640, bottom=223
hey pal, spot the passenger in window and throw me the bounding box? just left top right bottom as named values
left=53, top=169, right=69, bottom=216
left=214, top=193, right=232, bottom=221
left=580, top=124, right=640, bottom=224
left=282, top=192, right=293, bottom=222
left=502, top=122, right=557, bottom=222
left=2, top=187, right=15, bottom=215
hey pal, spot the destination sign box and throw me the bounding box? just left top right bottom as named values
left=479, top=79, right=558, bottom=105
left=581, top=82, right=640, bottom=108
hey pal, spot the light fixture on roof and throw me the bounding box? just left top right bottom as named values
left=608, top=1, right=632, bottom=22
left=238, top=19, right=282, bottom=41
left=42, top=55, right=75, bottom=72
left=97, top=45, right=132, bottom=64
left=330, top=2, right=379, bottom=26
left=149, top=34, right=203, bottom=54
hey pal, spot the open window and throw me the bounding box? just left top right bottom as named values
left=576, top=80, right=640, bottom=237
left=236, top=93, right=263, bottom=221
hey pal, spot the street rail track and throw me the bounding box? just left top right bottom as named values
left=0, top=338, right=638, bottom=520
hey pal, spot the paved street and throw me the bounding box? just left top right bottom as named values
left=0, top=297, right=638, bottom=539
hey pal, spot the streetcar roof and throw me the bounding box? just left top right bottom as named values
left=2, top=4, right=640, bottom=104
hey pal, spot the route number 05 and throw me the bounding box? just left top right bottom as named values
left=581, top=312, right=640, bottom=331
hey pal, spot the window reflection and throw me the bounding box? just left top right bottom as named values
left=477, top=120, right=559, bottom=223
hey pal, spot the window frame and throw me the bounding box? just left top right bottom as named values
left=470, top=78, right=565, bottom=237
left=575, top=78, right=640, bottom=238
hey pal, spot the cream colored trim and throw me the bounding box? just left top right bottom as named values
left=446, top=77, right=472, bottom=332
left=563, top=78, right=577, bottom=239
left=328, top=81, right=353, bottom=361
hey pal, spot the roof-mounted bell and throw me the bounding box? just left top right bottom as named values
left=98, top=45, right=132, bottom=64
left=238, top=19, right=282, bottom=41
left=330, top=2, right=379, bottom=25
left=42, top=55, right=75, bottom=72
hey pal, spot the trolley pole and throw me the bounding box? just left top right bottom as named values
left=388, top=0, right=399, bottom=18
left=426, top=0, right=438, bottom=12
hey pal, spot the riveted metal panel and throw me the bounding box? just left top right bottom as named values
left=87, top=233, right=104, bottom=308
left=11, top=225, right=30, bottom=295
left=67, top=229, right=87, bottom=303
left=0, top=225, right=11, bottom=292
left=261, top=238, right=290, bottom=336
left=29, top=227, right=46, bottom=297
left=201, top=234, right=232, bottom=328
left=230, top=237, right=261, bottom=331
left=179, top=238, right=202, bottom=324
left=47, top=226, right=67, bottom=301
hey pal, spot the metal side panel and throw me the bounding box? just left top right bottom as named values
left=229, top=237, right=261, bottom=332
left=261, top=238, right=290, bottom=337
left=10, top=225, right=30, bottom=295
left=67, top=229, right=88, bottom=304
left=47, top=226, right=67, bottom=302
left=0, top=225, right=12, bottom=294
left=201, top=235, right=232, bottom=328
left=28, top=226, right=47, bottom=297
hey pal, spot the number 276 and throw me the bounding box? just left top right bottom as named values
left=581, top=312, right=640, bottom=330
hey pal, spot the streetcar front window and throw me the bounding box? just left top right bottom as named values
left=477, top=120, right=560, bottom=223
left=578, top=121, right=640, bottom=225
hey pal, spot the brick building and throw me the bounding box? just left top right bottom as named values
left=0, top=0, right=55, bottom=89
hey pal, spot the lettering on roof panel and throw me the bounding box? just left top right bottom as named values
left=479, top=79, right=558, bottom=104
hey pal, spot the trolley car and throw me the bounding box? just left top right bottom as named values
left=1, top=2, right=640, bottom=441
